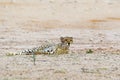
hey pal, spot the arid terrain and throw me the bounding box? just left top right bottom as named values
left=0, top=0, right=120, bottom=80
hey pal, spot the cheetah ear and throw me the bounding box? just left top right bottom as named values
left=60, top=37, right=64, bottom=42
left=60, top=37, right=63, bottom=40
left=70, top=37, right=73, bottom=39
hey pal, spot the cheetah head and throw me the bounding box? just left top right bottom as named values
left=60, top=37, right=73, bottom=46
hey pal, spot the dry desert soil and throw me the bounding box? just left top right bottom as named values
left=0, top=0, right=120, bottom=80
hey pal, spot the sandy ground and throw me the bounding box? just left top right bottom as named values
left=0, top=0, right=120, bottom=80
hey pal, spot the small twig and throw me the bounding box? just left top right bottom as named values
left=32, top=52, right=36, bottom=65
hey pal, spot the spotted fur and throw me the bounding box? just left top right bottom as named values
left=6, top=37, right=73, bottom=56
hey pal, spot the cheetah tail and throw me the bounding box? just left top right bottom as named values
left=6, top=52, right=23, bottom=56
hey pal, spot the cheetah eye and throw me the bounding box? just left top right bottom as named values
left=65, top=39, right=67, bottom=41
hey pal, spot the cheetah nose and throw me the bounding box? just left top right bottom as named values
left=68, top=43, right=70, bottom=45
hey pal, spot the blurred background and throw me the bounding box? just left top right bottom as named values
left=0, top=0, right=120, bottom=30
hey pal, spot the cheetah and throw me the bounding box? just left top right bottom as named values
left=6, top=37, right=73, bottom=56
